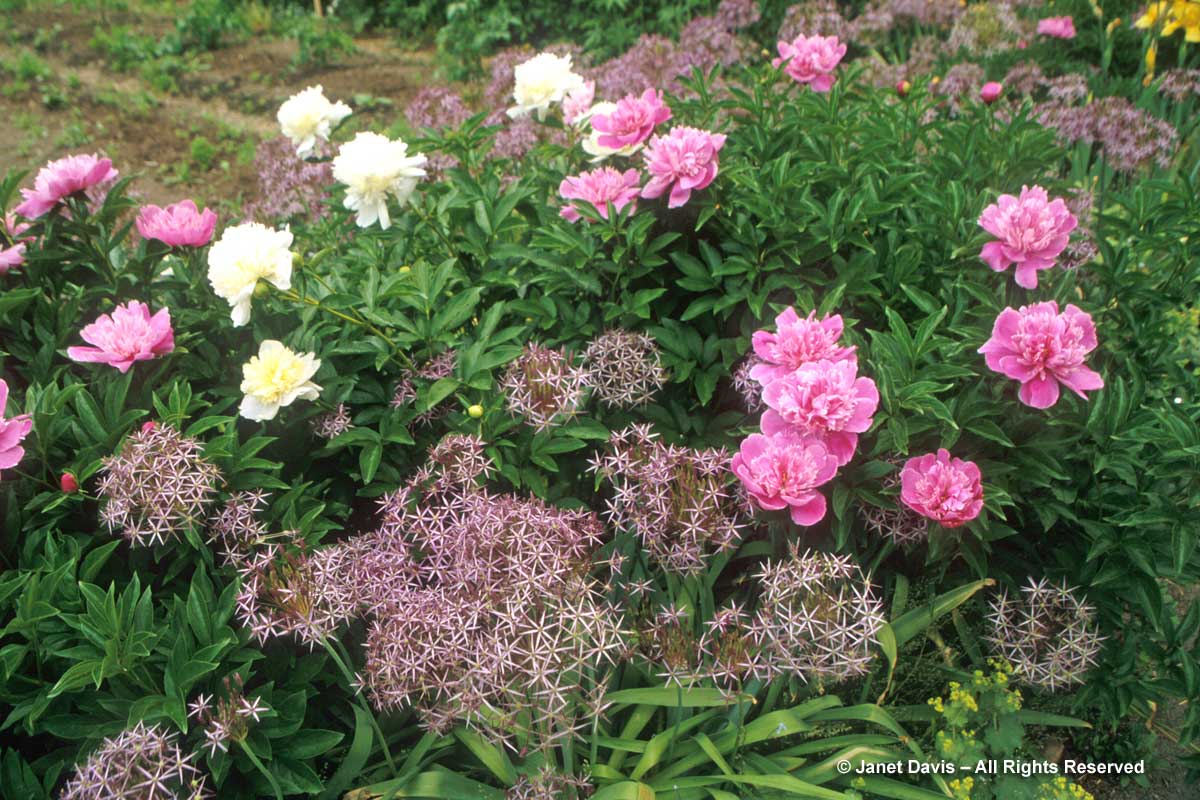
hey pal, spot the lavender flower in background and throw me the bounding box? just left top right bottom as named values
left=1159, top=68, right=1200, bottom=100
left=750, top=547, right=885, bottom=683
left=1061, top=184, right=1099, bottom=270
left=501, top=343, right=589, bottom=430
left=312, top=403, right=353, bottom=440
left=187, top=675, right=267, bottom=758
left=583, top=329, right=668, bottom=408
left=985, top=578, right=1105, bottom=691
left=934, top=62, right=986, bottom=113
left=591, top=424, right=742, bottom=574
left=59, top=721, right=208, bottom=800
left=1003, top=61, right=1046, bottom=96
left=1033, top=96, right=1179, bottom=172
left=778, top=0, right=853, bottom=43
left=945, top=1, right=1028, bottom=56
left=242, top=136, right=333, bottom=224
left=98, top=425, right=221, bottom=546
left=405, top=86, right=473, bottom=174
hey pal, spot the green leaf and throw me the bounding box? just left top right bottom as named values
left=606, top=688, right=743, bottom=708
left=319, top=705, right=373, bottom=800
left=591, top=782, right=656, bottom=800
left=454, top=728, right=516, bottom=786
left=283, top=729, right=344, bottom=759
left=890, top=579, right=993, bottom=647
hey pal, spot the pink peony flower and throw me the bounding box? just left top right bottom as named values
left=558, top=167, right=642, bottom=223
left=0, top=379, right=33, bottom=472
left=640, top=126, right=726, bottom=209
left=772, top=34, right=847, bottom=92
left=1, top=214, right=32, bottom=274
left=731, top=431, right=839, bottom=525
left=980, top=81, right=1003, bottom=104
left=978, top=185, right=1077, bottom=289
left=749, top=307, right=856, bottom=387
left=67, top=301, right=175, bottom=374
left=978, top=301, right=1104, bottom=409
left=136, top=200, right=218, bottom=248
left=14, top=154, right=118, bottom=219
left=562, top=80, right=596, bottom=126
left=899, top=449, right=983, bottom=528
left=591, top=88, right=672, bottom=150
left=761, top=359, right=879, bottom=466
left=1037, top=16, right=1076, bottom=39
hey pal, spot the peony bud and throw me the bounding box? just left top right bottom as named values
left=980, top=82, right=1003, bottom=105
left=468, top=404, right=484, bottom=419
left=60, top=472, right=79, bottom=493
left=142, top=421, right=157, bottom=433
left=896, top=79, right=911, bottom=97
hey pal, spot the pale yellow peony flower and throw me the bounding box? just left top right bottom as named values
left=239, top=340, right=321, bottom=421
left=206, top=223, right=294, bottom=327
left=332, top=132, right=428, bottom=230
left=507, top=52, right=586, bottom=120
left=277, top=85, right=352, bottom=158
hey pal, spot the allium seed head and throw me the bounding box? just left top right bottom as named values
left=583, top=329, right=667, bottom=408
left=501, top=343, right=589, bottom=430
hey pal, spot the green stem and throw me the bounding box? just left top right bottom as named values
left=323, top=638, right=398, bottom=775
left=411, top=204, right=458, bottom=262
left=238, top=739, right=283, bottom=800
left=279, top=289, right=415, bottom=371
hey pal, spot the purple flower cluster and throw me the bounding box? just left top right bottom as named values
left=235, top=539, right=342, bottom=647
left=98, top=425, right=221, bottom=546
left=501, top=342, right=589, bottom=430
left=405, top=87, right=473, bottom=174
left=242, top=136, right=333, bottom=224
left=590, top=424, right=742, bottom=574
left=731, top=353, right=766, bottom=412
left=312, top=402, right=353, bottom=440
left=506, top=767, right=593, bottom=800
left=985, top=578, right=1105, bottom=691
left=391, top=350, right=458, bottom=425
left=582, top=329, right=667, bottom=408
left=187, top=675, right=268, bottom=757
left=1033, top=96, right=1179, bottom=172
left=1159, top=68, right=1200, bottom=101
left=60, top=721, right=208, bottom=800
left=208, top=490, right=270, bottom=565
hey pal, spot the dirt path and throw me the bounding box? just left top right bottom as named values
left=0, top=4, right=436, bottom=209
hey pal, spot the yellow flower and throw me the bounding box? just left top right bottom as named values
left=1135, top=1, right=1170, bottom=28
left=1164, top=0, right=1200, bottom=41
left=240, top=340, right=322, bottom=421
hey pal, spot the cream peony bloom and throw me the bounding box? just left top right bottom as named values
left=507, top=52, right=586, bottom=120
left=581, top=102, right=642, bottom=162
left=332, top=132, right=427, bottom=229
left=239, top=340, right=322, bottom=421
left=277, top=85, right=352, bottom=158
left=206, top=223, right=294, bottom=327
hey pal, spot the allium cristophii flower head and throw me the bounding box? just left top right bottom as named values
left=582, top=329, right=667, bottom=408
left=14, top=153, right=118, bottom=219
left=772, top=34, right=847, bottom=92
left=732, top=353, right=766, bottom=412
left=558, top=167, right=641, bottom=223
left=860, top=502, right=930, bottom=546
left=0, top=379, right=33, bottom=472
left=591, top=424, right=742, bottom=573
left=67, top=301, right=174, bottom=373
left=591, top=88, right=672, bottom=151
left=1033, top=97, right=1179, bottom=173
left=501, top=343, right=589, bottom=430
left=778, top=2, right=852, bottom=44
left=390, top=351, right=458, bottom=424
left=507, top=51, right=587, bottom=120
left=235, top=541, right=343, bottom=647
left=1, top=213, right=32, bottom=274
left=978, top=185, right=1077, bottom=289
left=136, top=200, right=217, bottom=248
left=732, top=432, right=839, bottom=525
left=242, top=136, right=333, bottom=224
left=333, top=132, right=428, bottom=229
left=760, top=359, right=879, bottom=466
left=239, top=340, right=322, bottom=422
left=985, top=578, right=1104, bottom=691
left=979, top=301, right=1104, bottom=409
left=276, top=84, right=351, bottom=158
left=311, top=403, right=353, bottom=440
left=188, top=675, right=268, bottom=758
left=347, top=457, right=624, bottom=749
left=208, top=490, right=269, bottom=565
left=899, top=449, right=983, bottom=528
left=206, top=222, right=293, bottom=327
left=426, top=432, right=495, bottom=489
left=751, top=548, right=885, bottom=683
left=507, top=767, right=592, bottom=800
left=59, top=721, right=208, bottom=800
left=98, top=425, right=221, bottom=546
left=1037, top=15, right=1076, bottom=39
left=750, top=307, right=856, bottom=387
left=640, top=126, right=726, bottom=208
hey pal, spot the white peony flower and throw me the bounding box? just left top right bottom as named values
left=239, top=340, right=322, bottom=421
left=332, top=132, right=427, bottom=229
left=277, top=85, right=352, bottom=158
left=507, top=52, right=586, bottom=120
left=206, top=223, right=294, bottom=327
left=581, top=102, right=642, bottom=162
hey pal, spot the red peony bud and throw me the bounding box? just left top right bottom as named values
left=60, top=472, right=79, bottom=493
left=896, top=80, right=911, bottom=97
left=141, top=421, right=157, bottom=433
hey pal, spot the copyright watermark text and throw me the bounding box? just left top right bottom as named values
left=835, top=759, right=1145, bottom=777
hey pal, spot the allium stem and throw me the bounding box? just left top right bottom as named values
left=238, top=738, right=283, bottom=800
left=323, top=638, right=398, bottom=776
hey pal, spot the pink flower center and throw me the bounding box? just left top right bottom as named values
left=774, top=376, right=856, bottom=432
left=914, top=465, right=975, bottom=516
left=747, top=446, right=819, bottom=497
left=1013, top=311, right=1087, bottom=378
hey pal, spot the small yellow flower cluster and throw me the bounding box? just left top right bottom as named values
left=949, top=681, right=980, bottom=712
left=948, top=776, right=975, bottom=800
left=1036, top=776, right=1095, bottom=800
